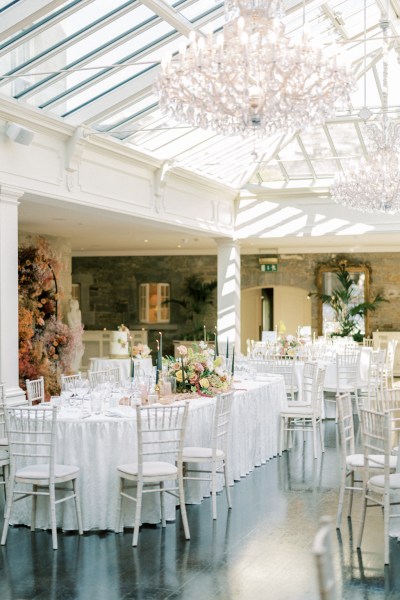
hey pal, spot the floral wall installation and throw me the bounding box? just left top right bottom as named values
left=18, top=237, right=83, bottom=398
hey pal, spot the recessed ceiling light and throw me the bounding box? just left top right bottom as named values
left=177, top=244, right=182, bottom=248
left=144, top=239, right=148, bottom=243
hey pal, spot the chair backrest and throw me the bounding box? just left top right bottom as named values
left=264, top=359, right=295, bottom=389
left=61, top=373, right=82, bottom=391
left=25, top=377, right=45, bottom=406
left=312, top=516, right=338, bottom=600
left=136, top=403, right=189, bottom=475
left=335, top=351, right=360, bottom=392
left=5, top=406, right=57, bottom=480
left=336, top=392, right=355, bottom=458
left=358, top=407, right=390, bottom=473
left=376, top=387, right=400, bottom=413
left=108, top=366, right=121, bottom=384
left=302, top=363, right=325, bottom=416
left=386, top=340, right=398, bottom=371
left=211, top=391, right=234, bottom=457
left=88, top=369, right=110, bottom=388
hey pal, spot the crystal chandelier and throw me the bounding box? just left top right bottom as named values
left=331, top=18, right=400, bottom=214
left=154, top=0, right=355, bottom=138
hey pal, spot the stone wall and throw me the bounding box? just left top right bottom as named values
left=73, top=251, right=400, bottom=353
left=241, top=251, right=400, bottom=334
left=72, top=255, right=217, bottom=355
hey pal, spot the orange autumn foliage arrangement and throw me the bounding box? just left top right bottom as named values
left=18, top=237, right=83, bottom=398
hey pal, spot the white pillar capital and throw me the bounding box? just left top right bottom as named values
left=0, top=184, right=24, bottom=205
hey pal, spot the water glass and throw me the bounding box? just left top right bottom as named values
left=90, top=390, right=103, bottom=415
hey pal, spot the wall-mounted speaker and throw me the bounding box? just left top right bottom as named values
left=6, top=122, right=35, bottom=146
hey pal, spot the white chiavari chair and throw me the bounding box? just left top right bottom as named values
left=25, top=376, right=45, bottom=406
left=1, top=406, right=83, bottom=550
left=336, top=393, right=396, bottom=530
left=313, top=516, right=338, bottom=600
left=324, top=350, right=361, bottom=422
left=356, top=407, right=400, bottom=564
left=279, top=363, right=326, bottom=459
left=183, top=391, right=233, bottom=520
left=88, top=369, right=109, bottom=388
left=116, top=403, right=190, bottom=547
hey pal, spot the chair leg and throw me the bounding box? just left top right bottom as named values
left=2, top=464, right=9, bottom=504
left=223, top=461, right=232, bottom=510
left=160, top=481, right=166, bottom=527
left=132, top=481, right=143, bottom=547
left=72, top=478, right=84, bottom=535
left=49, top=483, right=58, bottom=550
left=278, top=417, right=284, bottom=456
left=356, top=485, right=368, bottom=549
left=211, top=462, right=218, bottom=520
left=336, top=468, right=348, bottom=529
left=31, top=484, right=37, bottom=532
left=384, top=491, right=390, bottom=565
left=319, top=420, right=325, bottom=453
left=1, top=473, right=15, bottom=545
left=116, top=476, right=124, bottom=533
left=347, top=471, right=354, bottom=517
left=312, top=421, right=318, bottom=460
left=178, top=472, right=190, bottom=541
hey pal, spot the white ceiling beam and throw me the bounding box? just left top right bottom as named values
left=67, top=69, right=158, bottom=126
left=139, top=0, right=196, bottom=37
left=0, top=0, right=73, bottom=41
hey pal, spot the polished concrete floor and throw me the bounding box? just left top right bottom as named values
left=1, top=421, right=400, bottom=600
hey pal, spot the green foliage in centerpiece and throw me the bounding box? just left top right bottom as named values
left=165, top=342, right=231, bottom=396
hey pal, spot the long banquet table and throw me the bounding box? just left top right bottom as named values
left=10, top=375, right=286, bottom=531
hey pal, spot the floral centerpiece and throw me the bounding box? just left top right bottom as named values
left=117, top=325, right=151, bottom=359
left=275, top=334, right=304, bottom=357
left=165, top=341, right=231, bottom=396
left=132, top=343, right=151, bottom=359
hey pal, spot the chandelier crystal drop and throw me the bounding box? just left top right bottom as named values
left=330, top=19, right=400, bottom=214
left=154, top=0, right=355, bottom=138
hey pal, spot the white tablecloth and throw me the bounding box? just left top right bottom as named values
left=89, top=357, right=153, bottom=379
left=10, top=376, right=286, bottom=531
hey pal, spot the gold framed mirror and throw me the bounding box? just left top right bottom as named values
left=316, top=260, right=371, bottom=338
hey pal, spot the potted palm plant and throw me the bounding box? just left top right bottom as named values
left=165, top=274, right=217, bottom=342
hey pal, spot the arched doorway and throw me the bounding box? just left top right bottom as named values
left=240, top=285, right=311, bottom=353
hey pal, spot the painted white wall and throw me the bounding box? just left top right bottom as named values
left=240, top=288, right=261, bottom=353
left=274, top=286, right=311, bottom=336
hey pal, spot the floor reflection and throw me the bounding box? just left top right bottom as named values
left=1, top=421, right=400, bottom=599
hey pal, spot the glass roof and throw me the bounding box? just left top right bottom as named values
left=1, top=0, right=400, bottom=189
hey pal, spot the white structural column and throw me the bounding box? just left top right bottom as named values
left=215, top=238, right=241, bottom=354
left=0, top=185, right=25, bottom=403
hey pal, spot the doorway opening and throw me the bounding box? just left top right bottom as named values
left=261, top=288, right=274, bottom=333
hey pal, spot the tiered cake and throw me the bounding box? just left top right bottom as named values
left=110, top=330, right=129, bottom=358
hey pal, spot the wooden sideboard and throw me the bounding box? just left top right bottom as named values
left=372, top=332, right=400, bottom=376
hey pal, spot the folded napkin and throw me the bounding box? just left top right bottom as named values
left=59, top=408, right=91, bottom=421
left=104, top=406, right=135, bottom=418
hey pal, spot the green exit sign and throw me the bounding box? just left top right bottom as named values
left=261, top=264, right=278, bottom=272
